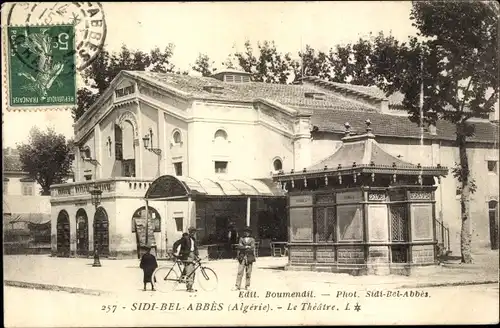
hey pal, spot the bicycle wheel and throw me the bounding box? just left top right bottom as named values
left=197, top=267, right=218, bottom=292
left=154, top=267, right=179, bottom=292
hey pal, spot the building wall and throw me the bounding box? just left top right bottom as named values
left=163, top=112, right=189, bottom=176
left=254, top=124, right=294, bottom=178
left=4, top=173, right=43, bottom=196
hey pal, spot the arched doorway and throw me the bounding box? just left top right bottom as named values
left=132, top=206, right=161, bottom=258
left=489, top=200, right=499, bottom=250
left=56, top=210, right=70, bottom=257
left=76, top=209, right=89, bottom=256
left=94, top=207, right=109, bottom=256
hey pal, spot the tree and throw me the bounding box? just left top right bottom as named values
left=375, top=1, right=498, bottom=263
left=192, top=53, right=217, bottom=77
left=73, top=44, right=178, bottom=121
left=17, top=127, right=73, bottom=196
left=234, top=40, right=295, bottom=84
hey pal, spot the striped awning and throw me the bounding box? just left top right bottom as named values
left=145, top=175, right=285, bottom=200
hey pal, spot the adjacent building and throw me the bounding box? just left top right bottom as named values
left=49, top=70, right=499, bottom=259
left=3, top=147, right=52, bottom=254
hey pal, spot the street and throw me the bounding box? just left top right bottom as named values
left=5, top=284, right=499, bottom=327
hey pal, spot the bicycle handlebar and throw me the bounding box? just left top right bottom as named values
left=172, top=255, right=208, bottom=263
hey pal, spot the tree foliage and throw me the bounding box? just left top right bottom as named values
left=73, top=44, right=180, bottom=121
left=233, top=40, right=295, bottom=84
left=192, top=53, right=217, bottom=77
left=374, top=1, right=498, bottom=263
left=17, top=127, right=73, bottom=196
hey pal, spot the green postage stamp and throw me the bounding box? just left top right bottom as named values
left=6, top=24, right=76, bottom=108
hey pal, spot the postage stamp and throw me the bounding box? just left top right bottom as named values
left=7, top=24, right=76, bottom=107
left=3, top=2, right=107, bottom=111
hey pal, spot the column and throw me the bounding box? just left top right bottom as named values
left=246, top=197, right=251, bottom=227
left=157, top=110, right=166, bottom=176
left=136, top=102, right=144, bottom=178
left=366, top=191, right=390, bottom=275
left=94, top=126, right=103, bottom=179
left=292, top=115, right=312, bottom=170
left=75, top=147, right=80, bottom=182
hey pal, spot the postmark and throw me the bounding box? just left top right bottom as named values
left=7, top=24, right=76, bottom=107
left=7, top=2, right=107, bottom=72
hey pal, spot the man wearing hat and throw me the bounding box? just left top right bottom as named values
left=139, top=245, right=158, bottom=291
left=232, top=226, right=256, bottom=291
left=173, top=227, right=199, bottom=292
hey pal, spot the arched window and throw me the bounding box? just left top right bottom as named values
left=273, top=158, right=283, bottom=171
left=172, top=130, right=182, bottom=144
left=214, top=129, right=228, bottom=141
left=115, top=124, right=123, bottom=160
left=81, top=146, right=91, bottom=159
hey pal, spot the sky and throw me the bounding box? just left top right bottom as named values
left=3, top=1, right=420, bottom=147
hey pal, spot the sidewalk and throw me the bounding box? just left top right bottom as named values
left=4, top=253, right=498, bottom=296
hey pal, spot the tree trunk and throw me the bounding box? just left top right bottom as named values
left=457, top=124, right=473, bottom=264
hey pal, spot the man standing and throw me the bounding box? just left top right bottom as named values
left=232, top=226, right=256, bottom=291
left=174, top=227, right=199, bottom=292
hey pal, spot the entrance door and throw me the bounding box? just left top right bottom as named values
left=489, top=201, right=499, bottom=250
left=215, top=216, right=229, bottom=242
left=76, top=209, right=89, bottom=256
left=94, top=207, right=109, bottom=256
left=56, top=211, right=70, bottom=257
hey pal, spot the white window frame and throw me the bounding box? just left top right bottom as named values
left=21, top=181, right=34, bottom=196
left=213, top=128, right=229, bottom=142
left=171, top=129, right=183, bottom=146
left=272, top=157, right=283, bottom=173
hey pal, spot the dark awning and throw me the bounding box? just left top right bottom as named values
left=145, top=175, right=285, bottom=200
left=4, top=213, right=51, bottom=225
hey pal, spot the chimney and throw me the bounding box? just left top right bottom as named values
left=379, top=99, right=389, bottom=113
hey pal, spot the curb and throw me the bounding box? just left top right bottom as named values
left=397, top=280, right=499, bottom=289
left=4, top=280, right=110, bottom=296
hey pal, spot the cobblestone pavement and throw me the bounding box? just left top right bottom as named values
left=5, top=284, right=499, bottom=327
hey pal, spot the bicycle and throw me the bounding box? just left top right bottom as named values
left=153, top=256, right=218, bottom=292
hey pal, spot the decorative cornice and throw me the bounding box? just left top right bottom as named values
left=273, top=164, right=449, bottom=181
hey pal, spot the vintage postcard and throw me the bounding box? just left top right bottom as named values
left=2, top=1, right=499, bottom=327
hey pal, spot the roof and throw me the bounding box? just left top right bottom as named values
left=3, top=153, right=23, bottom=172
left=302, top=76, right=405, bottom=106
left=127, top=71, right=373, bottom=111
left=145, top=175, right=285, bottom=200
left=276, top=123, right=448, bottom=180
left=80, top=71, right=498, bottom=144
left=211, top=69, right=252, bottom=76
left=4, top=213, right=51, bottom=225
left=311, top=109, right=499, bottom=143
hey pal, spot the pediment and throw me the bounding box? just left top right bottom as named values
left=116, top=78, right=135, bottom=89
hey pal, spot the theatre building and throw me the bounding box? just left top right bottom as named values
left=49, top=70, right=498, bottom=259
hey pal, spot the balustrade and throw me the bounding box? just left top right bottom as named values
left=51, top=178, right=155, bottom=198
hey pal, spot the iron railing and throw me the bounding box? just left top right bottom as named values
left=435, top=218, right=450, bottom=255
